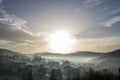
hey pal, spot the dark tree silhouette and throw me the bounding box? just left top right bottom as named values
left=5, top=78, right=8, bottom=80
left=50, top=69, right=56, bottom=80
left=23, top=65, right=33, bottom=80
left=118, top=68, right=120, bottom=73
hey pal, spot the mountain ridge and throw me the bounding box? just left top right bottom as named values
left=0, top=48, right=120, bottom=55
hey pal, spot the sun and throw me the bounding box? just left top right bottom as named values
left=48, top=30, right=76, bottom=54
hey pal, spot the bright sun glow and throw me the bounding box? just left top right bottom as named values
left=48, top=30, right=76, bottom=54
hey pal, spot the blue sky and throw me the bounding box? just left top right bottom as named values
left=0, top=0, right=120, bottom=53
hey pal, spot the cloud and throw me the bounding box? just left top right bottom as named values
left=83, top=0, right=102, bottom=8
left=76, top=36, right=120, bottom=52
left=0, top=16, right=47, bottom=53
left=98, top=6, right=120, bottom=19
left=0, top=20, right=46, bottom=44
left=0, top=7, right=28, bottom=29
left=0, top=23, right=32, bottom=42
left=107, top=8, right=120, bottom=16
left=0, top=1, right=33, bottom=42
left=0, top=0, right=48, bottom=52
left=74, top=0, right=102, bottom=12
left=102, top=16, right=120, bottom=27
left=0, top=0, right=46, bottom=42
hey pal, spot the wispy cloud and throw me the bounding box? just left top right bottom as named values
left=84, top=0, right=102, bottom=7
left=0, top=3, right=34, bottom=42
left=107, top=8, right=120, bottom=16
left=102, top=16, right=120, bottom=27
left=0, top=0, right=48, bottom=53
left=74, top=0, right=102, bottom=12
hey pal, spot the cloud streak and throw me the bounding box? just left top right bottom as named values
left=102, top=16, right=120, bottom=27
left=0, top=9, right=33, bottom=42
left=0, top=0, right=49, bottom=53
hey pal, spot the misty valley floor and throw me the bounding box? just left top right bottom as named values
left=0, top=49, right=120, bottom=80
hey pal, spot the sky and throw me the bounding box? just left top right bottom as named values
left=0, top=0, right=120, bottom=53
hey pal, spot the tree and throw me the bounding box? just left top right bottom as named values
left=33, top=55, right=42, bottom=62
left=50, top=69, right=56, bottom=80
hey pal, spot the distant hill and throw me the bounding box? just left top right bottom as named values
left=0, top=49, right=29, bottom=63
left=0, top=48, right=120, bottom=69
left=34, top=49, right=120, bottom=57
left=108, top=49, right=120, bottom=56
left=108, top=49, right=120, bottom=54
left=34, top=49, right=120, bottom=69
left=0, top=48, right=22, bottom=55
left=34, top=51, right=102, bottom=57
left=0, top=48, right=120, bottom=57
